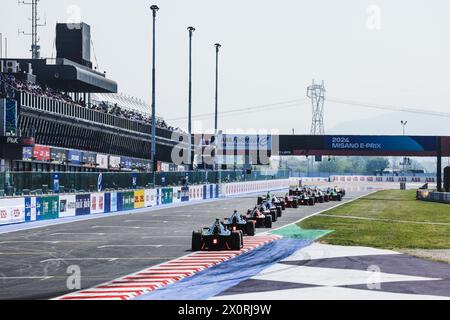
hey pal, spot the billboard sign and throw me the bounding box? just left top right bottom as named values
left=109, top=156, right=121, bottom=169
left=68, top=150, right=83, bottom=165
left=96, top=154, right=108, bottom=169
left=59, top=195, right=76, bottom=218
left=33, top=145, right=51, bottom=162
left=50, top=148, right=67, bottom=164
left=23, top=147, right=33, bottom=161
left=75, top=194, right=91, bottom=216
left=278, top=135, right=440, bottom=157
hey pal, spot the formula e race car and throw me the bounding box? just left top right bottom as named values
left=325, top=187, right=344, bottom=201
left=284, top=195, right=299, bottom=208
left=192, top=219, right=244, bottom=251
left=223, top=210, right=256, bottom=236
left=260, top=200, right=282, bottom=218
left=257, top=192, right=286, bottom=211
left=246, top=206, right=273, bottom=228
left=289, top=188, right=315, bottom=206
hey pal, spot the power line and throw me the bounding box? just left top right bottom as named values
left=166, top=98, right=308, bottom=122
left=328, top=98, right=450, bottom=118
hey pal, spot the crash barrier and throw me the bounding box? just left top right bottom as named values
left=417, top=190, right=450, bottom=204
left=0, top=185, right=218, bottom=227
left=0, top=179, right=292, bottom=227
left=1, top=169, right=290, bottom=197
left=331, top=175, right=437, bottom=183
left=220, top=179, right=290, bottom=197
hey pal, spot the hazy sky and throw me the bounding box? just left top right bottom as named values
left=1, top=0, right=450, bottom=134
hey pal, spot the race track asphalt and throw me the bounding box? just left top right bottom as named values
left=0, top=189, right=369, bottom=300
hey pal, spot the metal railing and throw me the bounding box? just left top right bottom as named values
left=0, top=170, right=291, bottom=197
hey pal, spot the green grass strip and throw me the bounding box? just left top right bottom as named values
left=270, top=223, right=334, bottom=241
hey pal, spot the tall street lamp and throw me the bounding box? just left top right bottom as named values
left=187, top=26, right=195, bottom=170
left=401, top=120, right=408, bottom=136
left=401, top=120, right=408, bottom=173
left=150, top=5, right=159, bottom=175
left=214, top=43, right=221, bottom=133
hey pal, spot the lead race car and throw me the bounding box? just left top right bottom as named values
left=223, top=210, right=256, bottom=236
left=325, top=187, right=345, bottom=201
left=192, top=219, right=244, bottom=251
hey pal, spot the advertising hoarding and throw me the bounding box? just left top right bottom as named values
left=0, top=198, right=25, bottom=225
left=23, top=147, right=33, bottom=161
left=96, top=154, right=108, bottom=169
left=39, top=196, right=59, bottom=220
left=90, top=193, right=105, bottom=214
left=59, top=195, right=76, bottom=218
left=109, top=156, right=121, bottom=169
left=50, top=148, right=67, bottom=164
left=134, top=190, right=145, bottom=209
left=33, top=145, right=51, bottom=162
left=68, top=150, right=83, bottom=165
left=75, top=194, right=91, bottom=216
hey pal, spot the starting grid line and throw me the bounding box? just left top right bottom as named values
left=56, top=235, right=281, bottom=300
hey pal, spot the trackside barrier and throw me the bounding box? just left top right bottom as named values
left=220, top=179, right=290, bottom=197
left=331, top=175, right=437, bottom=183
left=418, top=191, right=450, bottom=204
left=0, top=180, right=290, bottom=227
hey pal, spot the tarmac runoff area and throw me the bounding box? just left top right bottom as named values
left=0, top=187, right=369, bottom=300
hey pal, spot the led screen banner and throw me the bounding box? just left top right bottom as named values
left=277, top=135, right=445, bottom=157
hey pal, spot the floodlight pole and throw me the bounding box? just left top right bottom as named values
left=214, top=43, right=221, bottom=133
left=150, top=5, right=159, bottom=180
left=188, top=26, right=195, bottom=171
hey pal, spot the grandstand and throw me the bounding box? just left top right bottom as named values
left=0, top=22, right=189, bottom=175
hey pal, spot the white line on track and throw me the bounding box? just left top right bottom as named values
left=124, top=220, right=169, bottom=223
left=91, top=226, right=160, bottom=229
left=0, top=240, right=105, bottom=244
left=0, top=276, right=54, bottom=280
left=40, top=257, right=174, bottom=263
left=0, top=252, right=57, bottom=255
left=97, top=245, right=179, bottom=249
left=50, top=233, right=107, bottom=236
left=140, top=236, right=191, bottom=239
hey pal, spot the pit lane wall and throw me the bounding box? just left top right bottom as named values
left=0, top=179, right=291, bottom=227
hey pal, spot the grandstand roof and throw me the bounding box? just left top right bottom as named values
left=2, top=58, right=117, bottom=93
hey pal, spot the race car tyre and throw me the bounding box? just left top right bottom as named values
left=293, top=200, right=299, bottom=208
left=270, top=210, right=278, bottom=222
left=246, top=221, right=256, bottom=236
left=281, top=202, right=286, bottom=210
left=257, top=197, right=264, bottom=205
left=308, top=199, right=315, bottom=206
left=337, top=194, right=342, bottom=201
left=230, top=231, right=243, bottom=250
left=264, top=215, right=273, bottom=228
left=276, top=206, right=282, bottom=217
left=192, top=231, right=202, bottom=252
